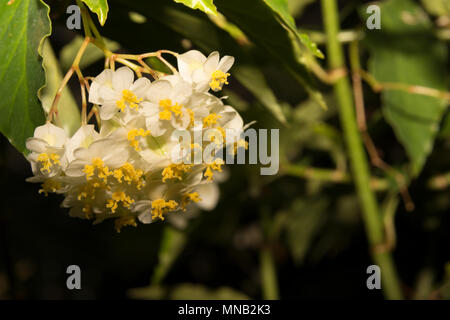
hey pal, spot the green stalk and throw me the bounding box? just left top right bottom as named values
left=260, top=207, right=279, bottom=300
left=321, top=0, right=403, bottom=299
left=260, top=246, right=279, bottom=300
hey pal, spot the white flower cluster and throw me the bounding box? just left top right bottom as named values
left=26, top=50, right=247, bottom=232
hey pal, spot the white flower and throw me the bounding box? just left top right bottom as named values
left=65, top=124, right=100, bottom=163
left=89, top=66, right=151, bottom=120
left=26, top=122, right=68, bottom=177
left=25, top=49, right=249, bottom=232
left=65, top=136, right=130, bottom=177
left=177, top=50, right=234, bottom=92
left=142, top=75, right=193, bottom=136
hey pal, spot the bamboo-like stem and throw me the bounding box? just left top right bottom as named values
left=260, top=246, right=279, bottom=300
left=259, top=207, right=279, bottom=300
left=321, top=0, right=403, bottom=299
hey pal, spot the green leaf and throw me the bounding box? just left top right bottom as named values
left=363, top=0, right=447, bottom=175
left=129, top=283, right=250, bottom=300
left=0, top=0, right=50, bottom=154
left=170, top=283, right=250, bottom=300
left=174, top=0, right=218, bottom=16
left=421, top=0, right=450, bottom=16
left=151, top=226, right=186, bottom=285
left=263, top=0, right=323, bottom=58
left=288, top=0, right=316, bottom=17
left=81, top=0, right=109, bottom=26
left=233, top=65, right=287, bottom=125
left=214, top=0, right=324, bottom=103
left=285, top=198, right=328, bottom=265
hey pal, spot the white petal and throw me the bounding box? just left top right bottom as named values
left=89, top=69, right=113, bottom=104
left=34, top=122, right=67, bottom=147
left=65, top=159, right=86, bottom=177
left=204, top=51, right=220, bottom=73
left=99, top=102, right=118, bottom=120
left=146, top=116, right=167, bottom=137
left=65, top=125, right=98, bottom=163
left=196, top=183, right=219, bottom=211
left=146, top=80, right=172, bottom=103
left=171, top=108, right=191, bottom=130
left=112, top=67, right=134, bottom=92
left=177, top=50, right=207, bottom=81
left=138, top=211, right=153, bottom=224
left=218, top=56, right=235, bottom=73
left=26, top=138, right=48, bottom=154
left=99, top=85, right=119, bottom=102
left=141, top=101, right=159, bottom=117
left=130, top=77, right=151, bottom=98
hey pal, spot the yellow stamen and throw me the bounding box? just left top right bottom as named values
left=37, top=153, right=60, bottom=174
left=232, top=139, right=249, bottom=155
left=113, top=162, right=145, bottom=189
left=106, top=191, right=135, bottom=213
left=83, top=157, right=111, bottom=183
left=209, top=70, right=230, bottom=91
left=203, top=113, right=222, bottom=128
left=114, top=216, right=137, bottom=232
left=151, top=199, right=178, bottom=221
left=82, top=204, right=93, bottom=219
left=116, top=89, right=142, bottom=112
left=77, top=178, right=109, bottom=201
left=186, top=108, right=195, bottom=128
left=127, top=128, right=151, bottom=151
left=38, top=179, right=61, bottom=196
left=161, top=163, right=193, bottom=182
left=204, top=158, right=224, bottom=181
left=159, top=99, right=183, bottom=120
left=181, top=192, right=201, bottom=210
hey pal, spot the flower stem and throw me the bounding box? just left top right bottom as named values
left=260, top=246, right=279, bottom=300
left=321, top=0, right=403, bottom=299
left=260, top=207, right=279, bottom=300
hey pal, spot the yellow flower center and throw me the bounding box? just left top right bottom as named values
left=186, top=108, right=195, bottom=128
left=116, top=89, right=142, bottom=112
left=37, top=153, right=60, bottom=174
left=159, top=99, right=183, bottom=120
left=106, top=191, right=135, bottom=213
left=127, top=128, right=151, bottom=151
left=151, top=199, right=178, bottom=220
left=209, top=70, right=230, bottom=91
left=181, top=192, right=201, bottom=211
left=77, top=178, right=109, bottom=201
left=203, top=113, right=222, bottom=128
left=39, top=179, right=61, bottom=196
left=112, top=162, right=145, bottom=189
left=204, top=158, right=224, bottom=181
left=232, top=138, right=249, bottom=155
left=82, top=204, right=93, bottom=219
left=114, top=216, right=137, bottom=232
left=206, top=126, right=226, bottom=144
left=161, top=163, right=193, bottom=182
left=83, top=157, right=112, bottom=183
